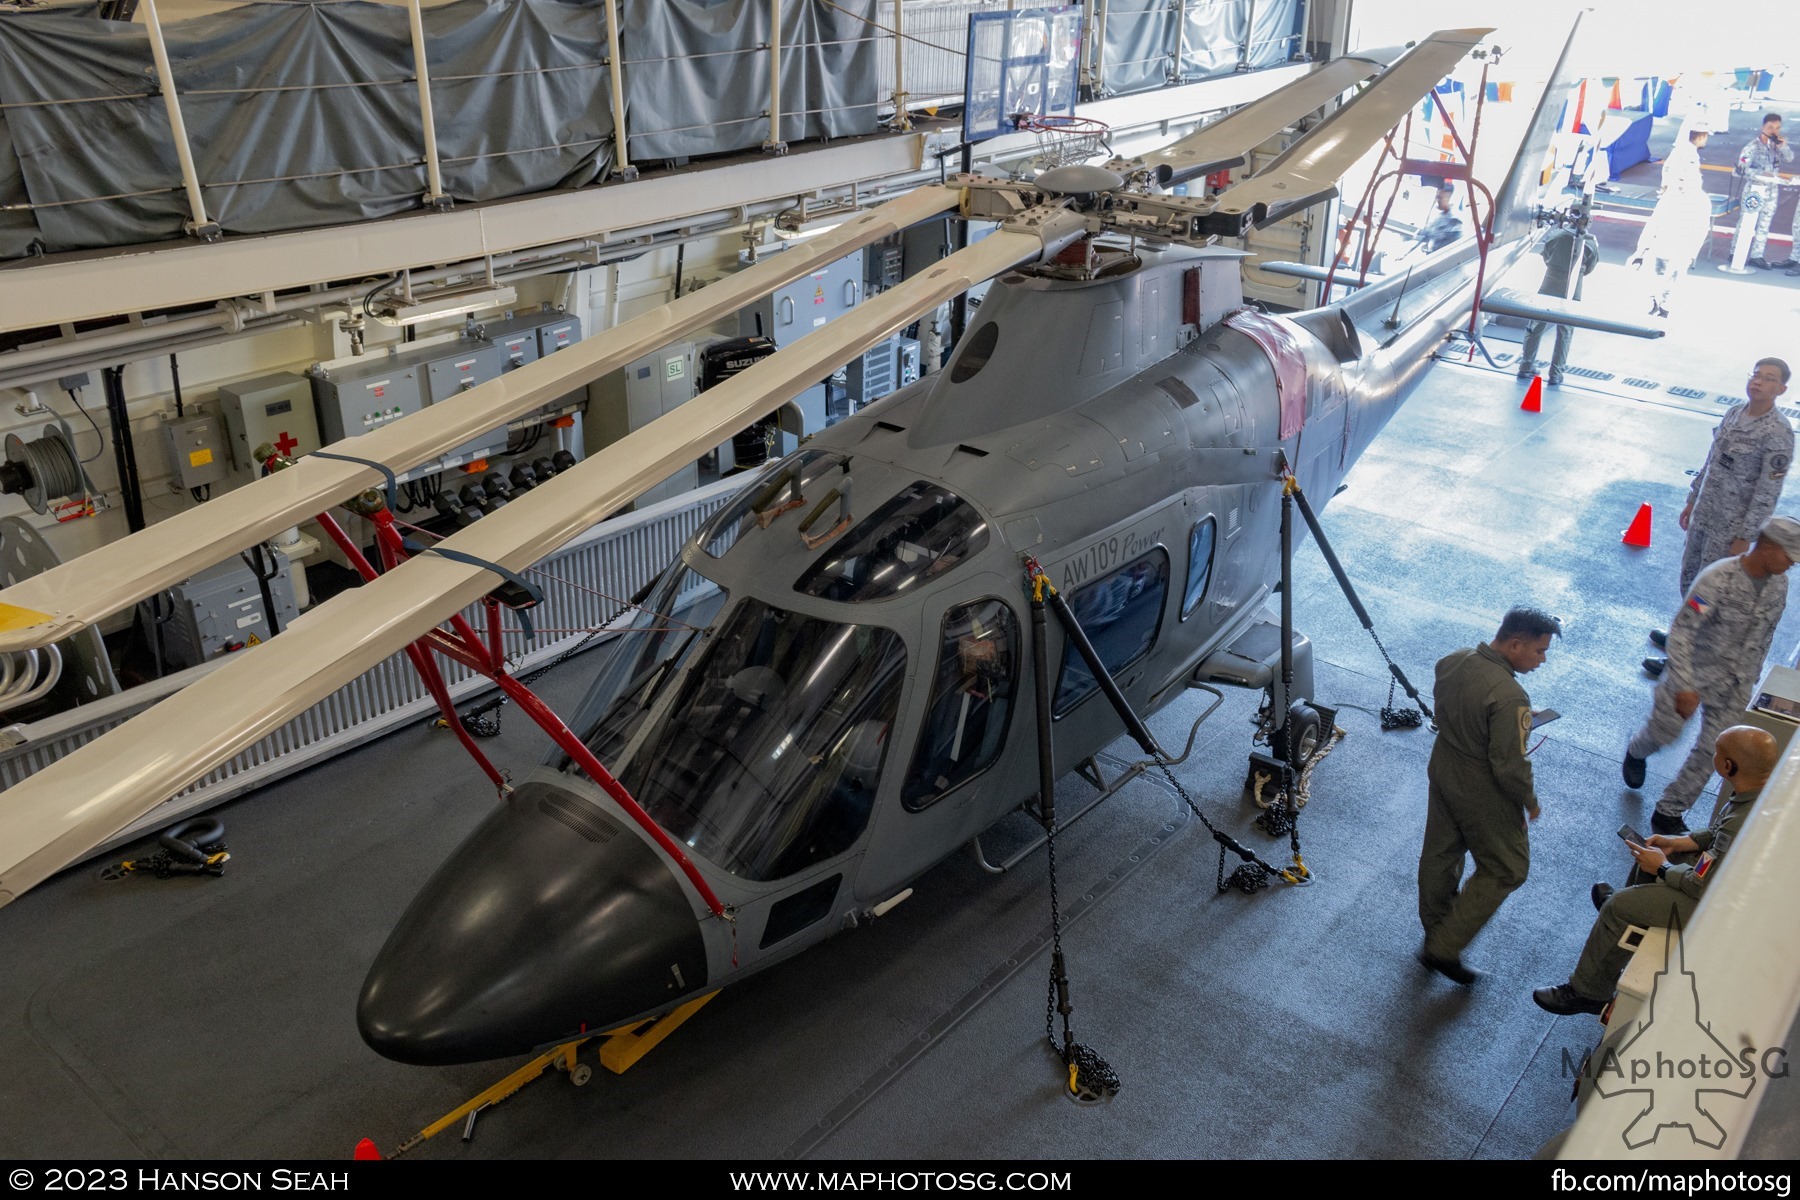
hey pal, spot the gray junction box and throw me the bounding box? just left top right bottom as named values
left=160, top=412, right=229, bottom=490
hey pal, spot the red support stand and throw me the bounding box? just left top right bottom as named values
left=281, top=457, right=728, bottom=919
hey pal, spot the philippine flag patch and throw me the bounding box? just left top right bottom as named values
left=1696, top=852, right=1715, bottom=878
left=1687, top=594, right=1712, bottom=617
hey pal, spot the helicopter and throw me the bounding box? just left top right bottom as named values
left=0, top=21, right=1652, bottom=1069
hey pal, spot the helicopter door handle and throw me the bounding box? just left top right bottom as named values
left=844, top=280, right=859, bottom=307
left=777, top=296, right=795, bottom=326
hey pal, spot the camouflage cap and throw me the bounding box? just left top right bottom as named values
left=1759, top=516, right=1800, bottom=558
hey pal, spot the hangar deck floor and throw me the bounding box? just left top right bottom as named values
left=3, top=357, right=1797, bottom=1162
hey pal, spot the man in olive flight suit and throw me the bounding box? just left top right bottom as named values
left=1626, top=518, right=1800, bottom=835
left=1418, top=607, right=1562, bottom=985
left=1536, top=724, right=1778, bottom=1015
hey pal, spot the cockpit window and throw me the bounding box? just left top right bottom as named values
left=795, top=481, right=990, bottom=602
left=696, top=450, right=841, bottom=559
left=570, top=564, right=729, bottom=765
left=949, top=321, right=999, bottom=383
left=617, top=598, right=906, bottom=881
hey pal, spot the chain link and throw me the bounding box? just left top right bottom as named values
left=1368, top=625, right=1426, bottom=730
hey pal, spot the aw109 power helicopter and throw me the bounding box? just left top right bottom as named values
left=0, top=21, right=1649, bottom=1068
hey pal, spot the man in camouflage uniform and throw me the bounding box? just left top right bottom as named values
left=1537, top=724, right=1778, bottom=1015
left=1417, top=607, right=1561, bottom=985
left=1734, top=113, right=1793, bottom=270
left=1625, top=518, right=1800, bottom=835
left=1647, top=358, right=1793, bottom=673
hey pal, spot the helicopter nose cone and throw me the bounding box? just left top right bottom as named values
left=358, top=779, right=709, bottom=1065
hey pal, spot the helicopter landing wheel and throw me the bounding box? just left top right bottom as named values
left=1271, top=701, right=1322, bottom=771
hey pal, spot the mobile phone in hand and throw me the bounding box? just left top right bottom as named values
left=1617, top=823, right=1647, bottom=848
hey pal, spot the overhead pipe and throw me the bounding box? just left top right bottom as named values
left=139, top=0, right=216, bottom=241
left=0, top=211, right=760, bottom=391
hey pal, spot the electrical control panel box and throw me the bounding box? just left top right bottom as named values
left=424, top=342, right=509, bottom=465
left=476, top=308, right=585, bottom=420
left=739, top=251, right=863, bottom=346
left=841, top=335, right=923, bottom=412
left=216, top=372, right=321, bottom=470
left=161, top=411, right=230, bottom=490
left=865, top=237, right=904, bottom=290
left=310, top=356, right=426, bottom=446
left=895, top=336, right=921, bottom=387
left=536, top=313, right=581, bottom=357
left=153, top=549, right=300, bottom=670
left=588, top=341, right=697, bottom=508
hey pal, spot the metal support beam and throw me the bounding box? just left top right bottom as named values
left=764, top=0, right=787, bottom=154
left=603, top=0, right=638, bottom=179
left=890, top=0, right=910, bottom=131
left=404, top=0, right=452, bottom=211
left=1239, top=0, right=1259, bottom=71
left=139, top=0, right=217, bottom=242
left=1092, top=0, right=1111, bottom=96
left=1171, top=0, right=1188, bottom=85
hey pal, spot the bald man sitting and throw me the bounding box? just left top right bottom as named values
left=1534, top=725, right=1780, bottom=1015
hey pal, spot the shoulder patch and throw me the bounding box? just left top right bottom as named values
left=1687, top=594, right=1713, bottom=617
left=1517, top=706, right=1532, bottom=755
left=1771, top=453, right=1789, bottom=479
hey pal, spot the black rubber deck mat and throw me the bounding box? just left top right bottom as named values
left=1667, top=386, right=1708, bottom=399
left=1622, top=377, right=1659, bottom=390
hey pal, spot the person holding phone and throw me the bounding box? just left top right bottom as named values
left=1417, top=606, right=1561, bottom=986
left=1535, top=725, right=1777, bottom=1016
left=1734, top=112, right=1793, bottom=270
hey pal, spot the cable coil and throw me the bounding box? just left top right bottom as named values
left=3, top=427, right=84, bottom=514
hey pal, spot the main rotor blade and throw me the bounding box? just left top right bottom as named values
left=1133, top=48, right=1399, bottom=187
left=1201, top=28, right=1492, bottom=236
left=0, top=186, right=960, bottom=654
left=0, top=229, right=1041, bottom=909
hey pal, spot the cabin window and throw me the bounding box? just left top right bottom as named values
left=795, top=481, right=990, bottom=602
left=572, top=565, right=729, bottom=765
left=1053, top=548, right=1170, bottom=716
left=618, top=598, right=906, bottom=881
left=903, top=598, right=1019, bottom=811
left=949, top=321, right=999, bottom=383
left=1182, top=518, right=1217, bottom=619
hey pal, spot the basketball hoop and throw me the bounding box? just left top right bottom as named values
left=1016, top=114, right=1113, bottom=169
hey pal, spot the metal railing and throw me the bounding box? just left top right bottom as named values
left=0, top=475, right=742, bottom=861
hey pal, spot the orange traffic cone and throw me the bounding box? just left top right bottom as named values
left=352, top=1138, right=382, bottom=1160
left=1520, top=375, right=1543, bottom=412
left=1622, top=503, right=1653, bottom=547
